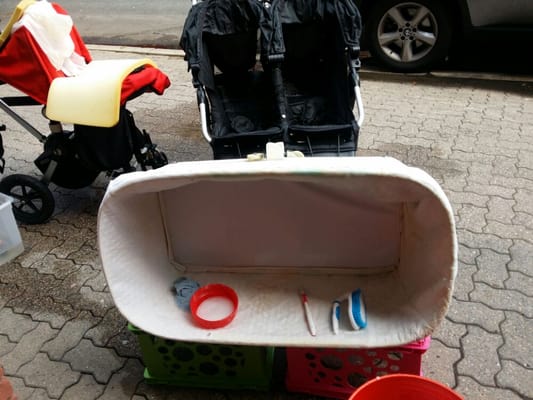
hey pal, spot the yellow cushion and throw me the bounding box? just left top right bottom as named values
left=45, top=58, right=156, bottom=127
left=0, top=0, right=36, bottom=48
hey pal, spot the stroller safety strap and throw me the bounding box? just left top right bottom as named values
left=45, top=58, right=156, bottom=127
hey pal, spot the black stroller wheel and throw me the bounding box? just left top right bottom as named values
left=151, top=150, right=168, bottom=169
left=0, top=174, right=55, bottom=224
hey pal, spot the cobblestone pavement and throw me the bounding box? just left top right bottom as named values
left=1, top=47, right=532, bottom=400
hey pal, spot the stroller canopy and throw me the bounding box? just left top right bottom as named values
left=180, top=0, right=362, bottom=72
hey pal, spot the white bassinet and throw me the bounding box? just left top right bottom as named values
left=97, top=157, right=456, bottom=348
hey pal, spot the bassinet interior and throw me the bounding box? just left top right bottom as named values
left=98, top=157, right=456, bottom=348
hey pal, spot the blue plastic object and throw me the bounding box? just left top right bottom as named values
left=348, top=288, right=367, bottom=330
left=173, top=277, right=200, bottom=310
left=331, top=288, right=367, bottom=333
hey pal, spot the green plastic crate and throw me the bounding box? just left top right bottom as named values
left=128, top=324, right=274, bottom=390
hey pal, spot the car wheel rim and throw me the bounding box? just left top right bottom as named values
left=377, top=2, right=438, bottom=63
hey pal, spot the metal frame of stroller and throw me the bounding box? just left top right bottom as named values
left=180, top=0, right=365, bottom=159
left=0, top=0, right=169, bottom=224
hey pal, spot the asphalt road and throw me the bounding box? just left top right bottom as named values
left=0, top=0, right=186, bottom=48
left=2, top=0, right=532, bottom=74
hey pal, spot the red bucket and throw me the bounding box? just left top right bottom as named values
left=349, top=374, right=463, bottom=400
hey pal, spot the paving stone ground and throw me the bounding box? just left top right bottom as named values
left=1, top=47, right=532, bottom=400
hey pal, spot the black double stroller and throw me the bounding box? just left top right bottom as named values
left=0, top=0, right=169, bottom=224
left=180, top=0, right=365, bottom=159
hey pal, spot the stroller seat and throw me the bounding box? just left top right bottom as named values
left=181, top=1, right=284, bottom=158
left=209, top=64, right=283, bottom=157
left=281, top=3, right=362, bottom=155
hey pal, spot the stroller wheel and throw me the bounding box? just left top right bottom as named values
left=152, top=150, right=168, bottom=169
left=0, top=174, right=55, bottom=225
left=141, top=148, right=168, bottom=170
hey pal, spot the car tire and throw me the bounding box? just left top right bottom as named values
left=366, top=0, right=452, bottom=72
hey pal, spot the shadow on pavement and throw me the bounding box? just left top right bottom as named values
left=363, top=35, right=533, bottom=77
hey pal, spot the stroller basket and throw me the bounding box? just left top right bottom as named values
left=180, top=0, right=364, bottom=159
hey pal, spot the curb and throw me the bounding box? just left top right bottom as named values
left=86, top=44, right=533, bottom=84
left=361, top=68, right=533, bottom=83
left=429, top=70, right=533, bottom=83
left=87, top=44, right=183, bottom=57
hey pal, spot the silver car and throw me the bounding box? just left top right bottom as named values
left=356, top=0, right=533, bottom=71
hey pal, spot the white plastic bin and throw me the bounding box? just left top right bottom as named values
left=98, top=157, right=457, bottom=348
left=0, top=192, right=24, bottom=265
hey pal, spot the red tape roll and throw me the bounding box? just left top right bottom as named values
left=189, top=284, right=238, bottom=329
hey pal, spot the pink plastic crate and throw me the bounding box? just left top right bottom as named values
left=285, top=337, right=431, bottom=399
